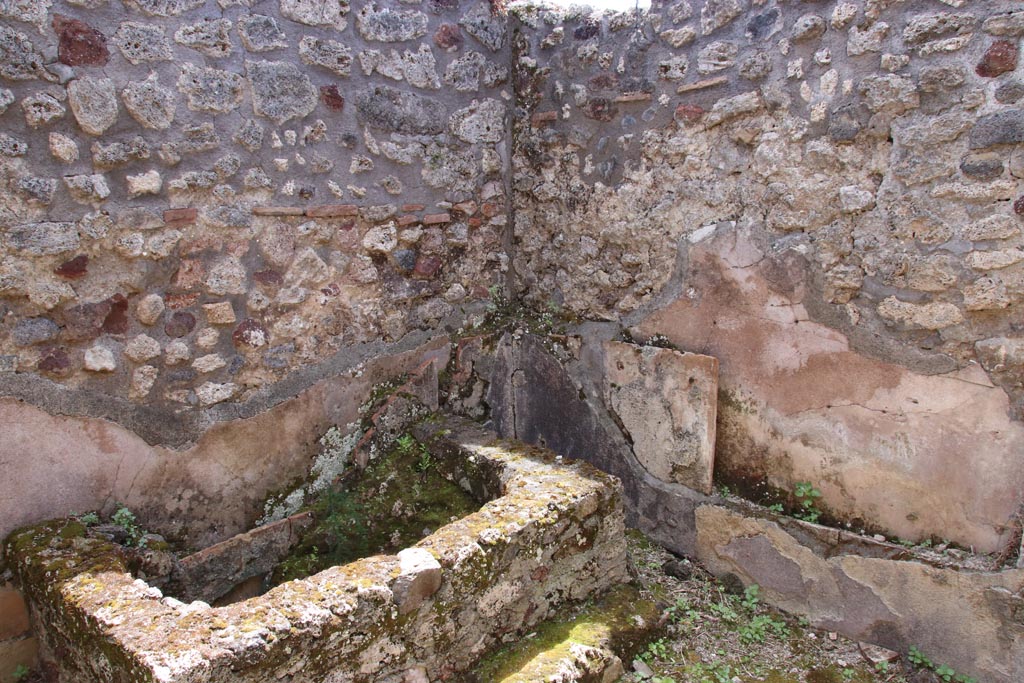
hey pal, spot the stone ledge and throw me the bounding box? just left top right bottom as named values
left=3, top=415, right=627, bottom=682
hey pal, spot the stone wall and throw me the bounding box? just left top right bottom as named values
left=511, top=0, right=1024, bottom=553
left=0, top=0, right=509, bottom=413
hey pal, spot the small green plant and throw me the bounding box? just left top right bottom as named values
left=112, top=504, right=146, bottom=547
left=794, top=481, right=822, bottom=523
left=414, top=449, right=434, bottom=473
left=767, top=503, right=784, bottom=514
left=738, top=613, right=789, bottom=644
left=908, top=645, right=932, bottom=669
left=708, top=595, right=740, bottom=622
left=640, top=638, right=671, bottom=662
left=78, top=511, right=100, bottom=526
left=875, top=660, right=889, bottom=674
left=841, top=668, right=855, bottom=681
left=395, top=434, right=416, bottom=455
left=11, top=664, right=30, bottom=681
left=740, top=584, right=760, bottom=611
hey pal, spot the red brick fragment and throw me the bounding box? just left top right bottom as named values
left=674, top=104, right=705, bottom=125
left=977, top=40, right=1018, bottom=78
left=320, top=85, right=345, bottom=112
left=423, top=213, right=451, bottom=225
left=306, top=204, right=358, bottom=218
left=38, top=347, right=71, bottom=376
left=397, top=215, right=419, bottom=227
left=164, top=207, right=197, bottom=226
left=413, top=254, right=442, bottom=279
left=531, top=111, right=558, bottom=125
left=402, top=204, right=426, bottom=212
left=434, top=23, right=462, bottom=49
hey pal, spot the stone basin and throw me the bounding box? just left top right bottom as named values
left=2, top=416, right=627, bottom=683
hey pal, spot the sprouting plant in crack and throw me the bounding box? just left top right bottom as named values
left=794, top=481, right=822, bottom=524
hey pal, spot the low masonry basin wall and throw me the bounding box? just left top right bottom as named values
left=2, top=415, right=628, bottom=683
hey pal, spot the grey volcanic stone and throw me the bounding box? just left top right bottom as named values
left=246, top=60, right=318, bottom=124
left=233, top=119, right=264, bottom=151
left=17, top=176, right=58, bottom=205
left=701, top=0, right=741, bottom=35
left=356, top=4, right=428, bottom=42
left=0, top=26, right=46, bottom=80
left=791, top=14, right=826, bottom=42
left=67, top=77, right=118, bottom=136
left=91, top=136, right=150, bottom=170
left=444, top=50, right=486, bottom=92
left=177, top=65, right=244, bottom=114
left=449, top=98, right=505, bottom=143
left=114, top=22, right=173, bottom=64
left=0, top=133, right=27, bottom=156
left=64, top=174, right=110, bottom=203
left=12, top=318, right=61, bottom=346
left=356, top=85, right=446, bottom=134
left=238, top=15, right=288, bottom=52
left=970, top=109, right=1024, bottom=149
left=280, top=0, right=349, bottom=30
left=459, top=2, right=505, bottom=52
left=0, top=0, right=52, bottom=25
left=7, top=222, right=79, bottom=255
left=21, top=92, right=66, bottom=128
left=122, top=74, right=176, bottom=130
left=175, top=19, right=234, bottom=58
left=122, top=0, right=204, bottom=17
left=298, top=36, right=352, bottom=76
left=0, top=89, right=13, bottom=114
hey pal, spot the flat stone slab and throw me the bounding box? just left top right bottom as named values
left=4, top=415, right=627, bottom=683
left=604, top=342, right=718, bottom=494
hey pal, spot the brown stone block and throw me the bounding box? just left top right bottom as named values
left=531, top=110, right=558, bottom=125
left=306, top=204, right=358, bottom=218
left=163, top=207, right=197, bottom=226
left=397, top=215, right=419, bottom=227
left=253, top=207, right=305, bottom=217
left=402, top=204, right=426, bottom=212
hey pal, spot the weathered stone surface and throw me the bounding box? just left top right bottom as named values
left=21, top=92, right=66, bottom=127
left=175, top=18, right=233, bottom=58
left=67, top=77, right=118, bottom=135
left=449, top=98, right=504, bottom=144
left=696, top=40, right=737, bottom=74
left=858, top=73, right=919, bottom=114
left=12, top=318, right=61, bottom=346
left=877, top=297, right=963, bottom=329
left=237, top=14, right=288, bottom=52
left=164, top=311, right=195, bottom=338
left=700, top=0, right=741, bottom=35
left=91, top=136, right=150, bottom=170
left=247, top=60, right=318, bottom=124
left=113, top=22, right=173, bottom=64
left=0, top=132, right=27, bottom=156
left=7, top=222, right=79, bottom=255
left=135, top=294, right=164, bottom=326
left=356, top=3, right=427, bottom=42
left=791, top=14, right=825, bottom=43
left=84, top=345, right=116, bottom=372
left=392, top=547, right=442, bottom=615
left=982, top=11, right=1024, bottom=37
left=63, top=173, right=109, bottom=203
left=705, top=91, right=761, bottom=127
left=0, top=26, right=45, bottom=80
left=177, top=65, right=244, bottom=114
left=17, top=176, right=58, bottom=205
left=53, top=15, right=109, bottom=67
left=356, top=85, right=446, bottom=134
left=695, top=505, right=1024, bottom=683
left=0, top=0, right=52, bottom=26
left=297, top=36, right=352, bottom=76
left=122, top=0, right=204, bottom=17
left=604, top=342, right=717, bottom=494
left=459, top=2, right=505, bottom=52
left=280, top=0, right=349, bottom=31
left=121, top=75, right=176, bottom=130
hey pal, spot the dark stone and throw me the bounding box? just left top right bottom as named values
left=434, top=24, right=462, bottom=49
left=738, top=51, right=772, bottom=81
left=969, top=109, right=1024, bottom=149
left=0, top=134, right=28, bottom=157
left=430, top=0, right=458, bottom=12
left=662, top=558, right=694, bottom=580
left=340, top=132, right=358, bottom=148
left=254, top=269, right=283, bottom=286
left=17, top=177, right=58, bottom=206
left=62, top=301, right=111, bottom=341
left=413, top=254, right=443, bottom=279
left=12, top=318, right=60, bottom=346
left=746, top=9, right=780, bottom=42
left=588, top=72, right=619, bottom=90
left=574, top=20, right=600, bottom=41
left=55, top=254, right=89, bottom=279
left=1015, top=196, right=1024, bottom=216
left=355, top=86, right=446, bottom=134
left=37, top=347, right=71, bottom=376
left=459, top=2, right=506, bottom=52
left=165, top=368, right=197, bottom=384
left=53, top=14, right=109, bottom=67
left=393, top=249, right=417, bottom=272
left=976, top=40, right=1018, bottom=78
left=995, top=81, right=1024, bottom=104
left=960, top=154, right=1004, bottom=180
left=90, top=524, right=129, bottom=544
left=584, top=97, right=617, bottom=122
left=165, top=311, right=196, bottom=338
left=320, top=85, right=345, bottom=112
left=101, top=295, right=129, bottom=335
left=228, top=355, right=245, bottom=374
left=232, top=318, right=268, bottom=348
left=829, top=114, right=861, bottom=143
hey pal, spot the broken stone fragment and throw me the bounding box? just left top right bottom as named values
left=84, top=345, right=116, bottom=372
left=64, top=174, right=110, bottom=203
left=0, top=25, right=47, bottom=80
left=449, top=98, right=505, bottom=144
left=392, top=547, right=442, bottom=615
left=175, top=18, right=233, bottom=58
left=280, top=0, right=349, bottom=31
left=877, top=297, right=963, bottom=330
left=177, top=65, right=244, bottom=114
left=976, top=40, right=1018, bottom=78
left=53, top=14, right=109, bottom=67
left=459, top=1, right=506, bottom=52
left=196, top=381, right=238, bottom=406
left=237, top=14, right=288, bottom=52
